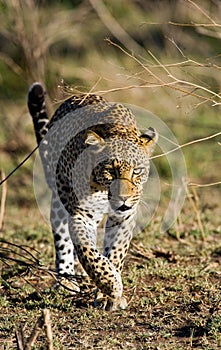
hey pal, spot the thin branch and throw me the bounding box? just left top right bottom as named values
left=168, top=21, right=221, bottom=28
left=0, top=170, right=7, bottom=231
left=43, top=309, right=54, bottom=350
left=106, top=39, right=167, bottom=86
left=16, top=309, right=53, bottom=349
left=0, top=145, right=39, bottom=186
left=187, top=187, right=206, bottom=240
left=188, top=181, right=221, bottom=188
left=95, top=81, right=178, bottom=95
left=106, top=39, right=221, bottom=105
left=15, top=325, right=25, bottom=350
left=89, top=0, right=145, bottom=56
left=0, top=240, right=41, bottom=265
left=148, top=50, right=221, bottom=103
left=185, top=0, right=217, bottom=25
left=78, top=76, right=103, bottom=105
left=151, top=131, right=221, bottom=160
left=196, top=27, right=221, bottom=39
left=24, top=315, right=44, bottom=350
left=0, top=53, right=25, bottom=79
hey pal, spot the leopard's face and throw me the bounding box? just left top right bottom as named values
left=94, top=158, right=148, bottom=212
left=88, top=131, right=156, bottom=212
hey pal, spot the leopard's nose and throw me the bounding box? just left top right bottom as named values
left=118, top=194, right=130, bottom=203
left=109, top=178, right=135, bottom=202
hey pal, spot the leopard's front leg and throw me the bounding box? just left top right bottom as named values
left=101, top=210, right=137, bottom=310
left=68, top=211, right=124, bottom=309
left=104, top=211, right=136, bottom=270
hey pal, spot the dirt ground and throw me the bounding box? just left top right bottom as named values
left=0, top=200, right=221, bottom=349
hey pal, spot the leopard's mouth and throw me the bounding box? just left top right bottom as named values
left=117, top=204, right=132, bottom=212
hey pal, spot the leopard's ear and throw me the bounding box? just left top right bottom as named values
left=85, top=130, right=105, bottom=145
left=140, top=127, right=158, bottom=153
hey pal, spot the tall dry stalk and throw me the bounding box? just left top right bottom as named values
left=0, top=0, right=91, bottom=86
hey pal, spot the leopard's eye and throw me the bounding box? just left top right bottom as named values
left=133, top=167, right=145, bottom=176
left=104, top=164, right=116, bottom=178
left=105, top=164, right=114, bottom=172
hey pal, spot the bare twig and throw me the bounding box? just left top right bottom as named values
left=43, top=309, right=54, bottom=350
left=0, top=52, right=26, bottom=80
left=174, top=213, right=184, bottom=241
left=25, top=315, right=44, bottom=350
left=0, top=170, right=7, bottom=231
left=147, top=50, right=221, bottom=104
left=188, top=181, right=221, bottom=188
left=0, top=240, right=41, bottom=265
left=196, top=27, right=221, bottom=39
left=89, top=0, right=145, bottom=56
left=186, top=0, right=218, bottom=25
left=150, top=131, right=221, bottom=160
left=0, top=145, right=39, bottom=186
left=168, top=21, right=221, bottom=28
left=130, top=242, right=178, bottom=262
left=15, top=325, right=25, bottom=350
left=106, top=39, right=221, bottom=106
left=187, top=187, right=206, bottom=241
left=15, top=309, right=53, bottom=349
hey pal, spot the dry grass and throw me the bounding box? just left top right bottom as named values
left=0, top=204, right=221, bottom=349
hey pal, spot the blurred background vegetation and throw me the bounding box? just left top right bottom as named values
left=0, top=0, right=220, bottom=232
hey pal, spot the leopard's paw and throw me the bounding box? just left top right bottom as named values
left=94, top=290, right=127, bottom=311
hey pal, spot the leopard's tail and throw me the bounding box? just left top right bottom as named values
left=27, top=82, right=49, bottom=145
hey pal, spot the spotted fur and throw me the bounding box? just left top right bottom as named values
left=28, top=82, right=157, bottom=310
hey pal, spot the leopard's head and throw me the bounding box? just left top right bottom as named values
left=85, top=126, right=157, bottom=212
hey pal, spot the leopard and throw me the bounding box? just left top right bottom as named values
left=27, top=82, right=157, bottom=310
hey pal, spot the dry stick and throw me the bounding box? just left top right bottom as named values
left=176, top=213, right=184, bottom=241
left=78, top=76, right=102, bottom=106
left=107, top=40, right=166, bottom=86
left=150, top=130, right=221, bottom=160
left=147, top=50, right=221, bottom=105
left=15, top=324, right=25, bottom=350
left=22, top=309, right=53, bottom=350
left=96, top=81, right=178, bottom=95
left=152, top=132, right=221, bottom=189
left=89, top=0, right=145, bottom=56
left=95, top=48, right=218, bottom=100
left=186, top=0, right=218, bottom=25
left=168, top=21, right=221, bottom=28
left=187, top=187, right=206, bottom=241
left=0, top=52, right=25, bottom=80
left=197, top=26, right=221, bottom=40
left=43, top=309, right=54, bottom=350
left=0, top=170, right=7, bottom=231
left=189, top=180, right=221, bottom=188
left=146, top=20, right=221, bottom=28
left=24, top=315, right=44, bottom=350
left=106, top=39, right=220, bottom=105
